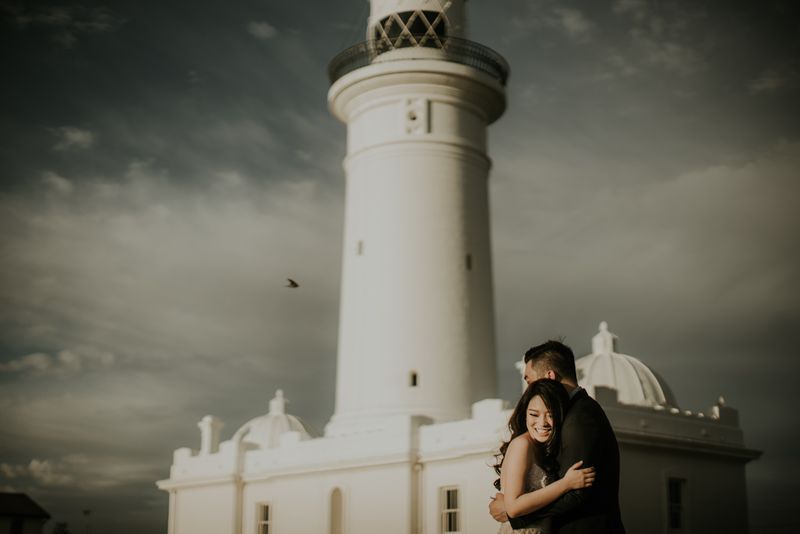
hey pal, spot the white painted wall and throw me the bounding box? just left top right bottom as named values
left=328, top=59, right=504, bottom=436
left=619, top=443, right=751, bottom=534
left=172, top=483, right=238, bottom=534
left=159, top=398, right=757, bottom=534
left=422, top=453, right=501, bottom=534
left=243, top=462, right=413, bottom=534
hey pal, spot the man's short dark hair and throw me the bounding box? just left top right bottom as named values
left=524, top=340, right=578, bottom=382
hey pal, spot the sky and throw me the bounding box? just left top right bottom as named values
left=0, top=0, right=798, bottom=532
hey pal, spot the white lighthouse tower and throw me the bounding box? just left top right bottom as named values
left=158, top=5, right=517, bottom=534
left=326, top=0, right=508, bottom=435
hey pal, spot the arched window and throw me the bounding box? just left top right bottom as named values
left=330, top=487, right=344, bottom=534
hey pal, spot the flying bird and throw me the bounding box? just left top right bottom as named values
left=285, top=278, right=299, bottom=288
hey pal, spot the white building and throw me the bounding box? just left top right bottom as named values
left=578, top=323, right=760, bottom=534
left=157, top=1, right=760, bottom=533
left=156, top=323, right=760, bottom=534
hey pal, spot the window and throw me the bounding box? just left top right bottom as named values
left=440, top=486, right=460, bottom=533
left=465, top=254, right=472, bottom=271
left=410, top=371, right=418, bottom=387
left=373, top=10, right=448, bottom=52
left=257, top=503, right=271, bottom=534
left=667, top=478, right=685, bottom=530
left=330, top=488, right=343, bottom=534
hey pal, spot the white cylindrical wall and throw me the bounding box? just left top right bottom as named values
left=328, top=61, right=504, bottom=433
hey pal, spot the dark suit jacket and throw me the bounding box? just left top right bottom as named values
left=509, top=389, right=625, bottom=534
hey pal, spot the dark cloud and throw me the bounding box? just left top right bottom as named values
left=1, top=1, right=798, bottom=533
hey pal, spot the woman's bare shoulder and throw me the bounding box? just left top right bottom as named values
left=508, top=433, right=533, bottom=451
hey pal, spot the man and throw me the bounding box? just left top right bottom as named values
left=489, top=340, right=625, bottom=534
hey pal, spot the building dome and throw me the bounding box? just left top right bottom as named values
left=576, top=322, right=679, bottom=408
left=232, top=390, right=318, bottom=449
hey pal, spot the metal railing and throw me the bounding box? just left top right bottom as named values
left=328, top=37, right=510, bottom=86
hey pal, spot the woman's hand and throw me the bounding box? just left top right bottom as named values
left=563, top=460, right=596, bottom=490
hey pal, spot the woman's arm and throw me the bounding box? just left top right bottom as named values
left=502, top=436, right=595, bottom=518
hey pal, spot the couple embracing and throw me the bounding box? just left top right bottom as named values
left=489, top=341, right=626, bottom=534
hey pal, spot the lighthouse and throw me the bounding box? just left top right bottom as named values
left=157, top=4, right=762, bottom=534
left=326, top=0, right=509, bottom=435
left=158, top=4, right=516, bottom=533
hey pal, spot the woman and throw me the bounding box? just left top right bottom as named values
left=494, top=378, right=596, bottom=534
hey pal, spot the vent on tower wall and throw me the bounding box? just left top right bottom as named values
left=405, top=98, right=430, bottom=134
left=373, top=10, right=448, bottom=52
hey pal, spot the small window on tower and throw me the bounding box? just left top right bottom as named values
left=357, top=240, right=364, bottom=255
left=410, top=371, right=418, bottom=387
left=465, top=254, right=472, bottom=270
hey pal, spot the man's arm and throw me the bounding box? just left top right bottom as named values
left=509, top=408, right=600, bottom=528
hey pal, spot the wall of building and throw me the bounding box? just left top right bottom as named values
left=242, top=461, right=413, bottom=534
left=327, top=58, right=504, bottom=435
left=422, top=453, right=501, bottom=534
left=619, top=442, right=751, bottom=534
left=173, top=483, right=237, bottom=534
left=160, top=400, right=757, bottom=534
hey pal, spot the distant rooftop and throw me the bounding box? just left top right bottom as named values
left=0, top=492, right=51, bottom=518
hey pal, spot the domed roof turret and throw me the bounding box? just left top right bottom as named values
left=232, top=390, right=318, bottom=449
left=576, top=322, right=679, bottom=408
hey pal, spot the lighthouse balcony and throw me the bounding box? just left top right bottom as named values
left=328, top=37, right=510, bottom=86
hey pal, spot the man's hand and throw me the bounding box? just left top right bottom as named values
left=489, top=492, right=508, bottom=523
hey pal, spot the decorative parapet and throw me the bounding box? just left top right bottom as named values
left=168, top=439, right=240, bottom=480
left=419, top=399, right=509, bottom=461
left=600, top=397, right=748, bottom=449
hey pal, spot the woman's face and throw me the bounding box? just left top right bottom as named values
left=526, top=395, right=554, bottom=443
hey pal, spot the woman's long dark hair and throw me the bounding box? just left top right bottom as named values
left=493, top=378, right=570, bottom=489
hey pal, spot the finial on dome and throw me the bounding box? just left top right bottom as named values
left=269, top=389, right=287, bottom=415
left=197, top=415, right=224, bottom=455
left=592, top=321, right=618, bottom=355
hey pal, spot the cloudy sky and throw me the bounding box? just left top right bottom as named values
left=1, top=0, right=798, bottom=532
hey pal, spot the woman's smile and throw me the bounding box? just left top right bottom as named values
left=526, top=395, right=555, bottom=443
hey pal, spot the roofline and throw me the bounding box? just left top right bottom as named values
left=617, top=430, right=762, bottom=462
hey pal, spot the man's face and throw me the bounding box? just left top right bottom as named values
left=523, top=360, right=544, bottom=385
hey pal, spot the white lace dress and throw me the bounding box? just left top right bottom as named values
left=497, top=463, right=552, bottom=534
